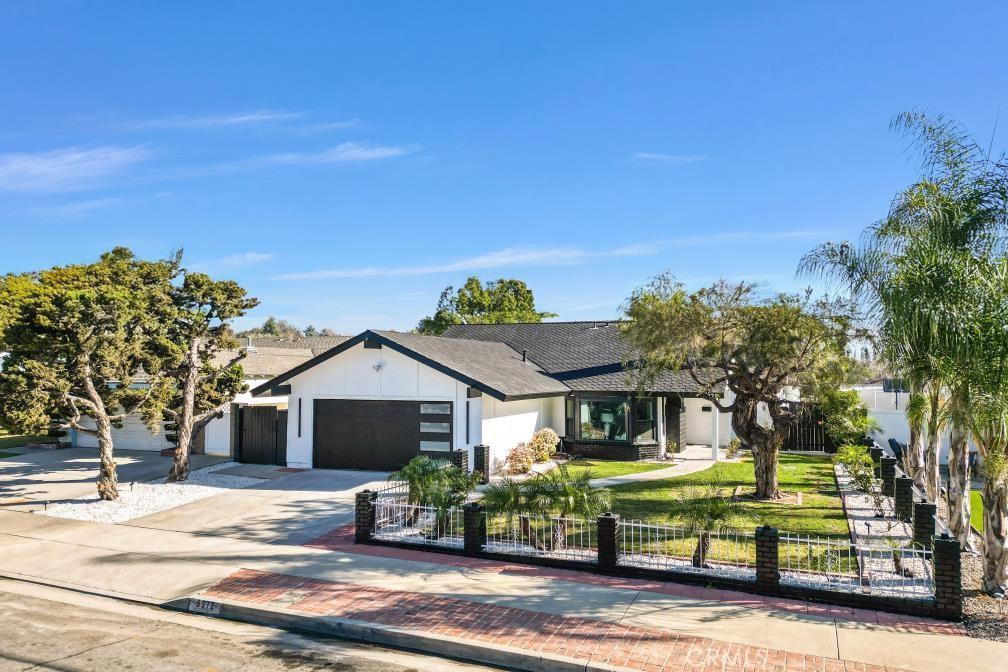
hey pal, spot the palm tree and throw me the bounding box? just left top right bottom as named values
left=800, top=112, right=1006, bottom=558
left=389, top=455, right=448, bottom=506
left=389, top=456, right=477, bottom=532
left=480, top=466, right=611, bottom=551
left=667, top=482, right=755, bottom=568
left=534, top=465, right=612, bottom=550
left=481, top=477, right=545, bottom=549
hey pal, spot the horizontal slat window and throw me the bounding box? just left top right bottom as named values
left=420, top=440, right=451, bottom=452
left=420, top=421, right=450, bottom=433
left=420, top=402, right=451, bottom=415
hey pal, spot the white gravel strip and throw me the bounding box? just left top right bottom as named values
left=40, top=462, right=265, bottom=524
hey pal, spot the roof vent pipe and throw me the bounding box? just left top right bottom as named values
left=522, top=349, right=528, bottom=363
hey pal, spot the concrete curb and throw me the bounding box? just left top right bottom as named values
left=190, top=594, right=622, bottom=672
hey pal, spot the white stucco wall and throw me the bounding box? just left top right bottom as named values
left=683, top=397, right=732, bottom=447
left=479, top=396, right=564, bottom=474
left=75, top=414, right=173, bottom=452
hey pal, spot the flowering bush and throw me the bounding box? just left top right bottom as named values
left=506, top=443, right=536, bottom=474
left=528, top=427, right=560, bottom=462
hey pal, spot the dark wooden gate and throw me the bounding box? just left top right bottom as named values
left=782, top=402, right=830, bottom=452
left=238, top=405, right=287, bottom=465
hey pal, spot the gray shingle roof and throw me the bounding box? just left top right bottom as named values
left=371, top=330, right=570, bottom=399
left=215, top=347, right=316, bottom=379
left=243, top=334, right=352, bottom=356
left=442, top=321, right=712, bottom=394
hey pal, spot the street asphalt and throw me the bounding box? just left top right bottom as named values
left=0, top=578, right=494, bottom=672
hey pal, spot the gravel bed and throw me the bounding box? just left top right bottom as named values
left=934, top=496, right=1008, bottom=640
left=40, top=462, right=264, bottom=524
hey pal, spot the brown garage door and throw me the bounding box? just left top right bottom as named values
left=313, top=399, right=452, bottom=470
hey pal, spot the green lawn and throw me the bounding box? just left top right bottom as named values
left=563, top=459, right=670, bottom=479
left=608, top=453, right=850, bottom=538
left=0, top=428, right=52, bottom=451
left=971, top=490, right=984, bottom=533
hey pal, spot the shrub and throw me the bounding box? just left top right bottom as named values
left=528, top=428, right=560, bottom=462
left=835, top=443, right=873, bottom=480
left=726, top=437, right=743, bottom=459
left=818, top=388, right=881, bottom=447
left=506, top=443, right=536, bottom=474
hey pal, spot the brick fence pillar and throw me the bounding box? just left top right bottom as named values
left=447, top=449, right=469, bottom=473
left=932, top=534, right=962, bottom=621
left=913, top=500, right=937, bottom=549
left=597, top=512, right=619, bottom=569
left=755, top=526, right=780, bottom=592
left=869, top=445, right=884, bottom=478
left=880, top=456, right=897, bottom=497
left=894, top=476, right=914, bottom=522
left=463, top=502, right=486, bottom=553
left=355, top=490, right=376, bottom=543
left=473, top=444, right=490, bottom=484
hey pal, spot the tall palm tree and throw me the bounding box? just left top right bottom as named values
left=800, top=112, right=1006, bottom=560
left=667, top=482, right=755, bottom=568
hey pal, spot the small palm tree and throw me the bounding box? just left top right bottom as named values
left=534, top=465, right=612, bottom=549
left=667, top=482, right=755, bottom=568
left=389, top=456, right=477, bottom=532
left=389, top=455, right=447, bottom=506
left=481, top=477, right=544, bottom=548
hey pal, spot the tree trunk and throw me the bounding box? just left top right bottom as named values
left=946, top=419, right=974, bottom=551
left=924, top=425, right=941, bottom=502
left=730, top=397, right=782, bottom=500
left=95, top=416, right=119, bottom=501
left=692, top=532, right=710, bottom=568
left=167, top=338, right=200, bottom=483
left=905, top=427, right=926, bottom=492
left=752, top=438, right=781, bottom=500
left=553, top=518, right=568, bottom=551
left=981, top=478, right=1008, bottom=595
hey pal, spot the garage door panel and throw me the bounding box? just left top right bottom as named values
left=314, top=399, right=443, bottom=471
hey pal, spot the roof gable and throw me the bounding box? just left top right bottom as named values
left=250, top=330, right=570, bottom=401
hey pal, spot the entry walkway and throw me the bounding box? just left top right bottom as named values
left=0, top=509, right=1001, bottom=672
left=589, top=444, right=723, bottom=488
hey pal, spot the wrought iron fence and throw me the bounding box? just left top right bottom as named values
left=779, top=532, right=934, bottom=598
left=484, top=512, right=596, bottom=562
left=618, top=519, right=756, bottom=580
left=372, top=500, right=465, bottom=548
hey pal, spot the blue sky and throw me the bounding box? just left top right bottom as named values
left=1, top=2, right=1006, bottom=333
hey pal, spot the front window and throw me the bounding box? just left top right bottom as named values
left=635, top=398, right=656, bottom=442
left=578, top=397, right=628, bottom=442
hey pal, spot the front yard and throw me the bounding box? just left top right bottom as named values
left=608, top=453, right=850, bottom=538
left=564, top=459, right=670, bottom=479
left=0, top=428, right=53, bottom=451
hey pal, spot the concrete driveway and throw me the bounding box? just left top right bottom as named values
left=126, top=468, right=390, bottom=546
left=0, top=448, right=227, bottom=510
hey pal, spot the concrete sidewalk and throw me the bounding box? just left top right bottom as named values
left=0, top=508, right=1003, bottom=671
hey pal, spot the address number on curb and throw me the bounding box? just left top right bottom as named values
left=189, top=598, right=221, bottom=615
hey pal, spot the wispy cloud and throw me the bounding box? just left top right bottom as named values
left=258, top=142, right=418, bottom=165
left=27, top=197, right=121, bottom=217
left=123, top=110, right=303, bottom=131
left=273, top=245, right=656, bottom=281
left=219, top=252, right=275, bottom=266
left=632, top=152, right=707, bottom=164
left=0, top=145, right=151, bottom=192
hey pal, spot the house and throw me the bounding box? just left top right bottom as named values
left=250, top=322, right=732, bottom=473
left=71, top=335, right=350, bottom=455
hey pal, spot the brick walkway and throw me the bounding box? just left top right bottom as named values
left=205, top=568, right=914, bottom=672
left=306, top=523, right=964, bottom=635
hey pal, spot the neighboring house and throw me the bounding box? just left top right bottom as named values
left=72, top=335, right=351, bottom=456
left=250, top=322, right=732, bottom=473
